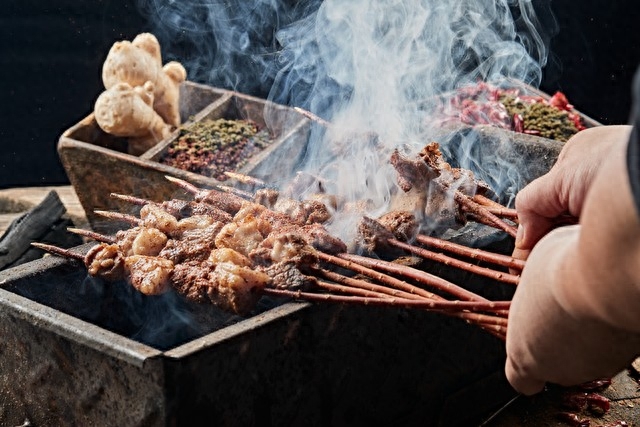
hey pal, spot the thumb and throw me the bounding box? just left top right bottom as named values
left=505, top=357, right=546, bottom=396
left=515, top=174, right=567, bottom=249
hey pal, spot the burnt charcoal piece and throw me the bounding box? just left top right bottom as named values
left=0, top=191, right=82, bottom=270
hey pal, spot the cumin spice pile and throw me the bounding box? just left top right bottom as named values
left=500, top=94, right=580, bottom=142
left=160, top=118, right=273, bottom=181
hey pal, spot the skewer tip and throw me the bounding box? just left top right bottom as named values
left=109, top=193, right=147, bottom=205
left=223, top=171, right=267, bottom=187
left=93, top=210, right=141, bottom=225
left=66, top=227, right=116, bottom=244
left=30, top=242, right=84, bottom=261
left=214, top=184, right=254, bottom=199
left=293, top=107, right=332, bottom=127
left=164, top=175, right=199, bottom=194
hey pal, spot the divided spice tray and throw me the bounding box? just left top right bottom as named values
left=58, top=82, right=311, bottom=233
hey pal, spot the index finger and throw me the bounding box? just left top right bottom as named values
left=514, top=172, right=568, bottom=249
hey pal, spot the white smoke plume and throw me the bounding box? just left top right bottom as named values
left=139, top=0, right=555, bottom=237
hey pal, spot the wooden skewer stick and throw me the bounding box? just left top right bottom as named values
left=165, top=176, right=247, bottom=214
left=415, top=234, right=525, bottom=270
left=30, top=242, right=84, bottom=261
left=67, top=227, right=116, bottom=244
left=317, top=270, right=507, bottom=327
left=484, top=207, right=518, bottom=220
left=262, top=288, right=510, bottom=312
left=315, top=268, right=427, bottom=301
left=463, top=205, right=520, bottom=223
left=223, top=171, right=267, bottom=188
left=316, top=251, right=439, bottom=301
left=315, top=280, right=508, bottom=331
left=267, top=285, right=507, bottom=339
left=320, top=254, right=510, bottom=314
left=457, top=312, right=508, bottom=328
left=386, top=239, right=520, bottom=285
left=94, top=210, right=142, bottom=226
left=337, top=253, right=492, bottom=301
left=110, top=193, right=148, bottom=206
left=164, top=175, right=200, bottom=195
left=214, top=184, right=254, bottom=199
left=472, top=195, right=518, bottom=220
left=315, top=279, right=397, bottom=300
left=453, top=191, right=518, bottom=238
left=293, top=107, right=332, bottom=127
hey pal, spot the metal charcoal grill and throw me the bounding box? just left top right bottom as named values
left=0, top=238, right=511, bottom=426
left=0, top=82, right=598, bottom=426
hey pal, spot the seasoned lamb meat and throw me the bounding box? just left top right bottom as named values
left=356, top=216, right=396, bottom=254
left=171, top=255, right=270, bottom=315
left=159, top=222, right=223, bottom=263
left=300, top=223, right=347, bottom=254
left=156, top=199, right=233, bottom=223
left=124, top=255, right=174, bottom=295
left=250, top=229, right=318, bottom=267
left=195, top=190, right=245, bottom=215
left=260, top=260, right=317, bottom=291
left=254, top=188, right=280, bottom=208
left=418, top=142, right=490, bottom=196
left=85, top=243, right=126, bottom=281
left=214, top=214, right=270, bottom=257
left=377, top=211, right=419, bottom=241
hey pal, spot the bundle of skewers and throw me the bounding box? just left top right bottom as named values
left=34, top=141, right=523, bottom=342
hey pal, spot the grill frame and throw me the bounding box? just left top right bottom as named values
left=0, top=252, right=509, bottom=426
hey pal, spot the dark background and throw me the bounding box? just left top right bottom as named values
left=1, top=1, right=639, bottom=189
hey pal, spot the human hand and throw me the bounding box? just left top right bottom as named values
left=505, top=225, right=640, bottom=395
left=513, top=125, right=632, bottom=261
left=506, top=125, right=640, bottom=395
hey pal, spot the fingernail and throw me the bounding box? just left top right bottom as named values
left=515, top=225, right=525, bottom=248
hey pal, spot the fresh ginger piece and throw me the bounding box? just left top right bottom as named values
left=94, top=81, right=172, bottom=155
left=102, top=33, right=186, bottom=127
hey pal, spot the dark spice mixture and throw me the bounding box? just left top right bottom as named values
left=160, top=118, right=273, bottom=181
left=438, top=82, right=586, bottom=142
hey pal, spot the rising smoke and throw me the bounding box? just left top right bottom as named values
left=138, top=0, right=556, bottom=236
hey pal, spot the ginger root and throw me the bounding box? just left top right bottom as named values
left=94, top=81, right=172, bottom=155
left=94, top=33, right=187, bottom=155
left=102, top=33, right=186, bottom=127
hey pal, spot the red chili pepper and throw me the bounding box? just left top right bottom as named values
left=549, top=91, right=572, bottom=111
left=578, top=378, right=612, bottom=391
left=562, top=392, right=588, bottom=411
left=556, top=412, right=590, bottom=427
left=586, top=392, right=610, bottom=415
left=568, top=112, right=587, bottom=131
left=512, top=113, right=524, bottom=133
